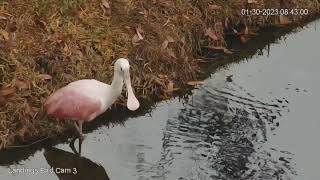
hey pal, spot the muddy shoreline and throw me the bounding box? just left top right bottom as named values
left=0, top=0, right=320, bottom=149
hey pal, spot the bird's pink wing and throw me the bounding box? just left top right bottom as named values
left=45, top=88, right=101, bottom=121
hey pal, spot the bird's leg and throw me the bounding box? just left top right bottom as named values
left=73, top=121, right=80, bottom=132
left=70, top=121, right=84, bottom=156
left=79, top=121, right=84, bottom=141
left=78, top=122, right=83, bottom=156
left=74, top=121, right=84, bottom=139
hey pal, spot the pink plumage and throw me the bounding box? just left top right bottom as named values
left=45, top=88, right=101, bottom=121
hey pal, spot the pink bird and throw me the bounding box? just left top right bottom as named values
left=44, top=58, right=140, bottom=139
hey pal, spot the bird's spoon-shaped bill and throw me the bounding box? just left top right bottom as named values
left=127, top=89, right=139, bottom=111
left=124, top=70, right=140, bottom=111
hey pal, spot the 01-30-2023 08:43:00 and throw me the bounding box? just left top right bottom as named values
left=241, top=9, right=309, bottom=16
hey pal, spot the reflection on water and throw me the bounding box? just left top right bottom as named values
left=0, top=19, right=319, bottom=180
left=132, top=74, right=296, bottom=180
left=44, top=147, right=110, bottom=180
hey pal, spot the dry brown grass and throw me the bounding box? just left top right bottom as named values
left=0, top=0, right=319, bottom=149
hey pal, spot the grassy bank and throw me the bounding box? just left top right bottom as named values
left=0, top=0, right=319, bottom=149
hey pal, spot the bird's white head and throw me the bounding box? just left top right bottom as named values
left=115, top=58, right=140, bottom=111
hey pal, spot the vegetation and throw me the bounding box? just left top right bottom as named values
left=0, top=0, right=319, bottom=149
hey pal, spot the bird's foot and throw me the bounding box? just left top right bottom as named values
left=69, top=136, right=79, bottom=155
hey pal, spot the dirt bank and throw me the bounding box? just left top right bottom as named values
left=0, top=0, right=319, bottom=149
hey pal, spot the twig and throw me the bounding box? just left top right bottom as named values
left=6, top=136, right=51, bottom=149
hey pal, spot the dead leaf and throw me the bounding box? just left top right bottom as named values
left=0, top=86, right=16, bottom=96
left=0, top=30, right=9, bottom=41
left=38, top=74, right=52, bottom=80
left=132, top=34, right=142, bottom=45
left=158, top=74, right=168, bottom=79
left=248, top=0, right=258, bottom=3
left=205, top=28, right=218, bottom=41
left=25, top=103, right=38, bottom=118
left=0, top=16, right=7, bottom=20
left=132, top=27, right=144, bottom=45
left=207, top=46, right=233, bottom=54
left=161, top=40, right=169, bottom=50
left=279, top=15, right=291, bottom=25
left=240, top=36, right=247, bottom=43
left=101, top=0, right=111, bottom=16
left=34, top=19, right=48, bottom=31
left=244, top=26, right=249, bottom=35
left=154, top=78, right=165, bottom=86
left=136, top=27, right=144, bottom=40
left=167, top=48, right=177, bottom=59
left=166, top=36, right=174, bottom=43
left=15, top=80, right=29, bottom=90
left=166, top=81, right=174, bottom=93
left=101, top=0, right=110, bottom=9
left=187, top=81, right=204, bottom=86
left=163, top=18, right=170, bottom=26
left=161, top=36, right=174, bottom=50
left=209, top=4, right=222, bottom=11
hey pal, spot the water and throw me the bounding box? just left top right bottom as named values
left=0, top=19, right=319, bottom=180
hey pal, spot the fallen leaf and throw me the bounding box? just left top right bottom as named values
left=34, top=19, right=47, bottom=31
left=136, top=27, right=144, bottom=40
left=158, top=74, right=168, bottom=79
left=166, top=81, right=174, bottom=93
left=279, top=15, right=291, bottom=25
left=101, top=0, right=111, bottom=16
left=38, top=74, right=52, bottom=80
left=132, top=27, right=144, bottom=45
left=132, top=34, right=142, bottom=45
left=161, top=40, right=169, bottom=50
left=239, top=35, right=247, bottom=43
left=187, top=81, right=204, bottom=86
left=166, top=36, right=174, bottom=43
left=15, top=80, right=29, bottom=90
left=0, top=16, right=7, bottom=20
left=207, top=46, right=233, bottom=54
left=154, top=78, right=165, bottom=86
left=25, top=103, right=38, bottom=118
left=223, top=48, right=233, bottom=54
left=248, top=0, right=258, bottom=3
left=163, top=18, right=170, bottom=26
left=209, top=4, right=222, bottom=11
left=0, top=86, right=16, bottom=96
left=167, top=48, right=177, bottom=59
left=63, top=44, right=69, bottom=52
left=101, top=0, right=110, bottom=9
left=244, top=26, right=249, bottom=35
left=0, top=30, right=9, bottom=41
left=205, top=28, right=218, bottom=41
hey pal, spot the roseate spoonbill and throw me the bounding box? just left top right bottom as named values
left=44, top=58, right=140, bottom=139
